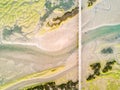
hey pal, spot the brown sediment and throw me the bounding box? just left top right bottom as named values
left=47, top=7, right=79, bottom=27
left=88, top=0, right=97, bottom=7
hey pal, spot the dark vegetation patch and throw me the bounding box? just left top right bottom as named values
left=87, top=60, right=116, bottom=81
left=101, top=47, right=113, bottom=54
left=102, top=60, right=116, bottom=73
left=87, top=63, right=101, bottom=81
left=24, top=80, right=79, bottom=90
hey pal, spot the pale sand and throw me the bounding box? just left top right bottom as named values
left=82, top=0, right=120, bottom=32
left=33, top=15, right=78, bottom=54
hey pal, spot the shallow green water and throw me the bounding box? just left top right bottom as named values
left=82, top=24, right=120, bottom=44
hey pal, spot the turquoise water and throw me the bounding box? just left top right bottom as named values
left=82, top=24, right=120, bottom=44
